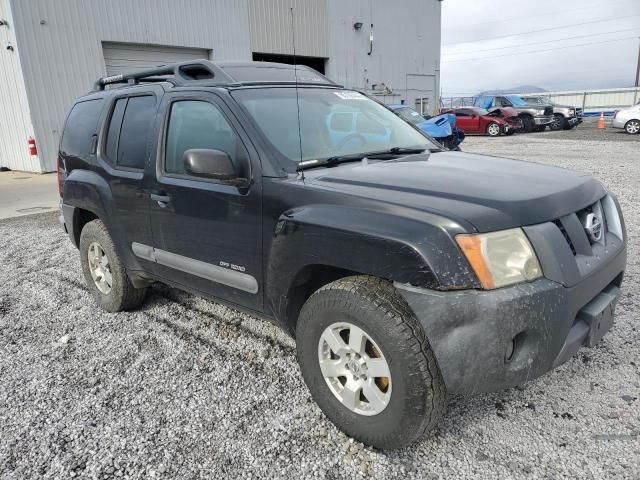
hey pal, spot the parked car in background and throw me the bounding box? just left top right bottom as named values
left=442, top=107, right=513, bottom=136
left=611, top=102, right=640, bottom=134
left=522, top=96, right=582, bottom=131
left=474, top=95, right=553, bottom=133
left=388, top=105, right=464, bottom=150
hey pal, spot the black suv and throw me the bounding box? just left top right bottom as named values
left=58, top=61, right=627, bottom=449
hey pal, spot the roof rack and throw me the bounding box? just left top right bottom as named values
left=93, top=59, right=340, bottom=91
left=93, top=59, right=238, bottom=91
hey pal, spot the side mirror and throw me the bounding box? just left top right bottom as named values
left=183, top=149, right=245, bottom=185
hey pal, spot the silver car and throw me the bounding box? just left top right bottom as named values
left=612, top=102, right=640, bottom=134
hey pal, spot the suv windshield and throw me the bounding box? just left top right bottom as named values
left=232, top=88, right=437, bottom=170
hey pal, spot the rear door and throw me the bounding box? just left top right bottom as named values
left=95, top=86, right=163, bottom=272
left=145, top=91, right=263, bottom=312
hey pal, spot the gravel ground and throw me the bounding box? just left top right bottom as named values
left=1, top=133, right=639, bottom=479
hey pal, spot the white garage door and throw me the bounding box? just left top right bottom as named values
left=102, top=42, right=210, bottom=75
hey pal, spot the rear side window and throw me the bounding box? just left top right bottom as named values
left=105, top=98, right=127, bottom=163
left=61, top=99, right=104, bottom=159
left=104, top=95, right=156, bottom=170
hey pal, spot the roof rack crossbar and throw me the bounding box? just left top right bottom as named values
left=93, top=60, right=236, bottom=91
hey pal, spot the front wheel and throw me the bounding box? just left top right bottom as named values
left=486, top=122, right=501, bottom=137
left=520, top=115, right=535, bottom=133
left=296, top=276, right=447, bottom=449
left=625, top=119, right=640, bottom=134
left=549, top=114, right=566, bottom=131
left=79, top=219, right=147, bottom=312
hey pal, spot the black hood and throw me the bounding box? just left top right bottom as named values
left=305, top=152, right=605, bottom=232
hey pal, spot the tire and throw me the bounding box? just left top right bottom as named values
left=625, top=119, right=640, bottom=134
left=296, top=276, right=447, bottom=449
left=520, top=115, right=535, bottom=133
left=485, top=122, right=501, bottom=137
left=79, top=219, right=147, bottom=312
left=549, top=114, right=566, bottom=131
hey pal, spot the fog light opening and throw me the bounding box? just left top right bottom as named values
left=505, top=332, right=526, bottom=363
left=505, top=339, right=515, bottom=362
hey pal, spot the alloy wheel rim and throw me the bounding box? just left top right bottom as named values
left=317, top=322, right=392, bottom=416
left=488, top=124, right=500, bottom=136
left=87, top=242, right=113, bottom=294
left=627, top=121, right=640, bottom=134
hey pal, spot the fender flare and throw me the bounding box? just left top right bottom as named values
left=264, top=204, right=479, bottom=323
left=61, top=169, right=134, bottom=266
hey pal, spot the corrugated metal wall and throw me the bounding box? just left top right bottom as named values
left=0, top=0, right=39, bottom=172
left=248, top=0, right=328, bottom=58
left=326, top=0, right=441, bottom=112
left=9, top=0, right=252, bottom=172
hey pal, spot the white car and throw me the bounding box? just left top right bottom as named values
left=612, top=102, right=640, bottom=134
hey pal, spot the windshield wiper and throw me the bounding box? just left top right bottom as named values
left=296, top=147, right=430, bottom=171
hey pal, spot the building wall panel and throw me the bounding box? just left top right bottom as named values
left=326, top=0, right=441, bottom=111
left=248, top=0, right=328, bottom=58
left=0, top=0, right=39, bottom=172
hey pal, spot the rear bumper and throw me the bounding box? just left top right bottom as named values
left=396, top=246, right=626, bottom=395
left=59, top=203, right=78, bottom=248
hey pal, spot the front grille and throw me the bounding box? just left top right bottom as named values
left=553, top=219, right=577, bottom=255
left=552, top=196, right=622, bottom=257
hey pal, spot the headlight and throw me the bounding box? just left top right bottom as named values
left=537, top=109, right=546, bottom=115
left=456, top=228, right=542, bottom=289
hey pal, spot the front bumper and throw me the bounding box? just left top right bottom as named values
left=534, top=115, right=554, bottom=125
left=396, top=244, right=626, bottom=395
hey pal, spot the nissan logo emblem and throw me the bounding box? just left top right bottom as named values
left=584, top=213, right=602, bottom=243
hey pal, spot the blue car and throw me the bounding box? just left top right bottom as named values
left=388, top=105, right=464, bottom=150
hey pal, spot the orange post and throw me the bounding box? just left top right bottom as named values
left=598, top=113, right=605, bottom=129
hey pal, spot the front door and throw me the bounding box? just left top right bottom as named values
left=454, top=109, right=479, bottom=133
left=145, top=92, right=263, bottom=312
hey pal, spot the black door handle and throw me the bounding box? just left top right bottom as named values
left=150, top=193, right=171, bottom=207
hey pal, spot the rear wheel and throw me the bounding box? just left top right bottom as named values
left=549, top=114, right=566, bottom=131
left=79, top=219, right=147, bottom=312
left=625, top=119, right=640, bottom=134
left=486, top=122, right=501, bottom=137
left=296, top=276, right=447, bottom=449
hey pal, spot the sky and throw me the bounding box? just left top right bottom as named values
left=440, top=0, right=640, bottom=96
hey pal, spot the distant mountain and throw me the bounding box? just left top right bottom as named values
left=478, top=85, right=547, bottom=95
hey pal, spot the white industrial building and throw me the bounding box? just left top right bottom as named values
left=0, top=0, right=442, bottom=173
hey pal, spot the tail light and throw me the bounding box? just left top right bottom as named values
left=57, top=156, right=65, bottom=198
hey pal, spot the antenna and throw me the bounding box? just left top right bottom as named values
left=290, top=6, right=305, bottom=182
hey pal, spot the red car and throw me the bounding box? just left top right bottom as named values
left=442, top=107, right=516, bottom=136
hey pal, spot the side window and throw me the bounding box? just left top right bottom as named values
left=165, top=100, right=243, bottom=176
left=105, top=98, right=127, bottom=163
left=455, top=109, right=471, bottom=117
left=117, top=96, right=156, bottom=169
left=61, top=99, right=105, bottom=159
